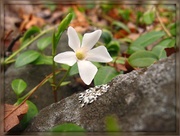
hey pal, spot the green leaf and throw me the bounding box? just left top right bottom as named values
left=55, top=13, right=73, bottom=49
left=112, top=57, right=126, bottom=64
left=113, top=21, right=130, bottom=33
left=101, top=29, right=113, bottom=44
left=51, top=123, right=86, bottom=132
left=151, top=38, right=175, bottom=60
left=15, top=50, right=40, bottom=67
left=169, top=23, right=176, bottom=36
left=60, top=81, right=71, bottom=86
left=128, top=50, right=158, bottom=67
left=37, top=36, right=52, bottom=51
left=61, top=64, right=70, bottom=70
left=118, top=9, right=130, bottom=21
left=94, top=66, right=119, bottom=86
left=127, top=45, right=145, bottom=54
left=143, top=10, right=155, bottom=25
left=105, top=115, right=120, bottom=131
left=22, top=26, right=41, bottom=43
left=152, top=46, right=167, bottom=59
left=32, top=55, right=53, bottom=65
left=136, top=11, right=143, bottom=24
left=132, top=31, right=165, bottom=47
left=92, top=62, right=102, bottom=68
left=106, top=41, right=120, bottom=56
left=11, top=79, right=27, bottom=97
left=127, top=31, right=165, bottom=54
left=20, top=100, right=38, bottom=129
left=156, top=38, right=175, bottom=48
left=69, top=63, right=78, bottom=76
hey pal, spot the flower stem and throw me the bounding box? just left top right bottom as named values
left=52, top=31, right=58, bottom=102
left=52, top=55, right=57, bottom=102
left=56, top=67, right=71, bottom=91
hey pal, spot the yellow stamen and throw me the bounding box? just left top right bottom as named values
left=76, top=51, right=85, bottom=60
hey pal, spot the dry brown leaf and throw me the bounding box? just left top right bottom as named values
left=109, top=62, right=127, bottom=72
left=115, top=63, right=127, bottom=72
left=4, top=103, right=28, bottom=132
left=114, top=29, right=129, bottom=39
left=19, top=13, right=45, bottom=31
left=127, top=33, right=140, bottom=41
left=70, top=6, right=89, bottom=33
left=107, top=9, right=120, bottom=20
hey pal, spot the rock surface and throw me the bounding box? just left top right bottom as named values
left=26, top=54, right=177, bottom=132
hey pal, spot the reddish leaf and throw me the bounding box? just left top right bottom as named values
left=4, top=103, right=28, bottom=132
left=165, top=47, right=177, bottom=57
left=124, top=60, right=135, bottom=73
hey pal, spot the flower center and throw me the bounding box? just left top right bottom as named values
left=76, top=51, right=85, bottom=60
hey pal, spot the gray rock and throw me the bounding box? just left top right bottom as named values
left=26, top=54, right=177, bottom=132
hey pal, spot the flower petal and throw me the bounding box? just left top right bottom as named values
left=86, top=46, right=113, bottom=62
left=68, top=26, right=80, bottom=51
left=81, top=30, right=102, bottom=51
left=77, top=60, right=97, bottom=85
left=54, top=51, right=77, bottom=66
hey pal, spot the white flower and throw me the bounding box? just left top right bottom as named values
left=54, top=26, right=112, bottom=85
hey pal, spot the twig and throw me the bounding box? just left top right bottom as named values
left=155, top=9, right=172, bottom=37
left=5, top=33, right=23, bottom=57
left=4, top=30, right=13, bottom=40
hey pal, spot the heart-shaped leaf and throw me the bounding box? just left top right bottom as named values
left=11, top=79, right=27, bottom=97
left=15, top=50, right=40, bottom=67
